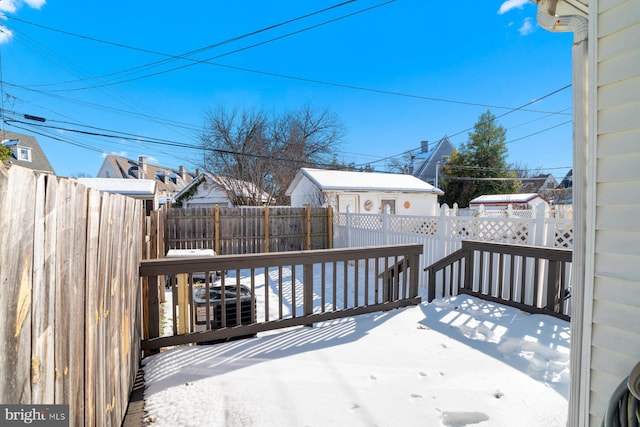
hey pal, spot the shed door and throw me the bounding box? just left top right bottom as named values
left=338, top=194, right=359, bottom=213
left=380, top=199, right=396, bottom=214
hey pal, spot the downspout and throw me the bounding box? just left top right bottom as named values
left=534, top=1, right=589, bottom=426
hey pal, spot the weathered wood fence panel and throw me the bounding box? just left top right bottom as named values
left=165, top=205, right=333, bottom=254
left=0, top=164, right=143, bottom=427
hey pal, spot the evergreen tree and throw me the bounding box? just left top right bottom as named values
left=439, top=110, right=519, bottom=207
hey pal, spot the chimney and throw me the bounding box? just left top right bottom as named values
left=420, top=140, right=429, bottom=153
left=139, top=156, right=147, bottom=172
left=179, top=165, right=187, bottom=180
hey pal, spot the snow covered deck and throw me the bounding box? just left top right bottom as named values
left=142, top=291, right=570, bottom=426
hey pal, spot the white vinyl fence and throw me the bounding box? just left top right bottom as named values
left=333, top=203, right=573, bottom=289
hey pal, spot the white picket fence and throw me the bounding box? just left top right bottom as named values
left=333, top=203, right=573, bottom=289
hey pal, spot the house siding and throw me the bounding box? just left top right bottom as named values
left=588, top=1, right=640, bottom=425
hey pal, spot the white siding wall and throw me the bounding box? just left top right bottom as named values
left=182, top=180, right=232, bottom=208
left=289, top=175, right=439, bottom=215
left=289, top=175, right=323, bottom=207
left=588, top=1, right=640, bottom=425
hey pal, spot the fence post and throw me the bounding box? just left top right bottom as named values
left=264, top=207, right=270, bottom=253
left=214, top=205, right=220, bottom=255
left=531, top=205, right=547, bottom=246
left=327, top=205, right=333, bottom=249
left=437, top=203, right=448, bottom=260
left=305, top=204, right=312, bottom=250
left=345, top=206, right=352, bottom=248
left=383, top=204, right=390, bottom=246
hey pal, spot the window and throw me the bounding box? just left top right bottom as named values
left=18, top=147, right=31, bottom=162
left=380, top=199, right=396, bottom=214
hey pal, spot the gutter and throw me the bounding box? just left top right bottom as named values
left=532, top=1, right=589, bottom=426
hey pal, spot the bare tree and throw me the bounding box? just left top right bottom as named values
left=200, top=105, right=344, bottom=205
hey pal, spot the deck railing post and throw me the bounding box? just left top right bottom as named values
left=146, top=275, right=160, bottom=355
left=463, top=243, right=474, bottom=294
left=303, top=263, right=314, bottom=317
left=427, top=267, right=436, bottom=302
left=410, top=252, right=420, bottom=298
left=546, top=259, right=561, bottom=313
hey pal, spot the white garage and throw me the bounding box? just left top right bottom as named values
left=286, top=168, right=444, bottom=216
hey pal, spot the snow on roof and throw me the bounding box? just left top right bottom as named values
left=469, top=193, right=543, bottom=204
left=77, top=178, right=157, bottom=196
left=297, top=168, right=443, bottom=194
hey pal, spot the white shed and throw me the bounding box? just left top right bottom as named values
left=469, top=193, right=549, bottom=210
left=286, top=168, right=444, bottom=216
left=174, top=173, right=271, bottom=208
left=77, top=178, right=158, bottom=214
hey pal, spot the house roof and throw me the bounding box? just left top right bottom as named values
left=289, top=168, right=444, bottom=195
left=559, top=169, right=573, bottom=188
left=77, top=178, right=157, bottom=197
left=469, top=193, right=546, bottom=205
left=174, top=173, right=270, bottom=204
left=412, top=136, right=454, bottom=182
left=100, top=154, right=195, bottom=193
left=1, top=131, right=55, bottom=174
left=520, top=173, right=555, bottom=193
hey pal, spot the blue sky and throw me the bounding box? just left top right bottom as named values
left=0, top=0, right=574, bottom=180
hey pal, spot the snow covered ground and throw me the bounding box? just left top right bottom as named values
left=142, top=281, right=570, bottom=426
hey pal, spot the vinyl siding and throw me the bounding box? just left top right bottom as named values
left=589, top=1, right=640, bottom=425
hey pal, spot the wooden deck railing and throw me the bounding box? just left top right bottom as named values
left=139, top=244, right=423, bottom=351
left=425, top=241, right=572, bottom=320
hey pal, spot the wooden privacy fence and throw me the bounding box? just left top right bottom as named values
left=425, top=240, right=573, bottom=320
left=0, top=164, right=143, bottom=427
left=139, top=244, right=423, bottom=350
left=165, top=205, right=333, bottom=254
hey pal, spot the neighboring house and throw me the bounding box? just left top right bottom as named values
left=520, top=173, right=558, bottom=192
left=559, top=169, right=573, bottom=190
left=535, top=1, right=640, bottom=426
left=97, top=154, right=195, bottom=204
left=1, top=131, right=55, bottom=174
left=286, top=167, right=444, bottom=216
left=553, top=169, right=574, bottom=204
left=410, top=136, right=454, bottom=187
left=174, top=173, right=270, bottom=208
left=469, top=193, right=549, bottom=211
left=520, top=173, right=562, bottom=203
left=77, top=178, right=158, bottom=215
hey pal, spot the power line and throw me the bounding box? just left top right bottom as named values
left=443, top=164, right=571, bottom=173
left=4, top=10, right=571, bottom=115
left=3, top=1, right=357, bottom=88
left=3, top=117, right=350, bottom=169
left=357, top=84, right=572, bottom=168
left=505, top=120, right=572, bottom=144
left=15, top=1, right=397, bottom=92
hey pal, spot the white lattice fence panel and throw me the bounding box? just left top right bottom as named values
left=353, top=214, right=382, bottom=230
left=387, top=216, right=438, bottom=235
left=447, top=218, right=530, bottom=244
left=548, top=220, right=574, bottom=248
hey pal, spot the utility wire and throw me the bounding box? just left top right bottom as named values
left=4, top=10, right=570, bottom=115
left=3, top=1, right=357, bottom=87
left=17, top=1, right=397, bottom=92
left=357, top=84, right=572, bottom=168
